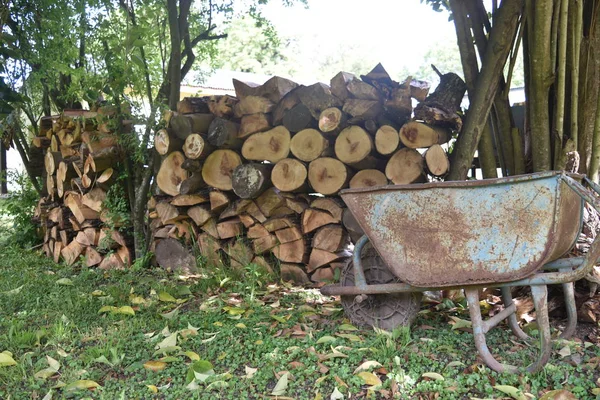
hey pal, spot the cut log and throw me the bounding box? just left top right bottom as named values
left=187, top=205, right=212, bottom=226
left=349, top=169, right=388, bottom=188
left=177, top=97, right=210, bottom=114
left=183, top=133, right=213, bottom=160
left=310, top=198, right=344, bottom=221
left=60, top=240, right=84, bottom=266
left=424, top=144, right=450, bottom=177
left=334, top=126, right=374, bottom=165
left=302, top=208, right=338, bottom=234
left=307, top=248, right=351, bottom=273
left=312, top=224, right=350, bottom=252
left=45, top=151, right=62, bottom=175
left=155, top=238, right=197, bottom=274
left=207, top=95, right=237, bottom=118
left=85, top=247, right=102, bottom=267
left=248, top=223, right=270, bottom=239
left=272, top=159, right=308, bottom=193
left=201, top=149, right=242, bottom=191
left=330, top=71, right=357, bottom=102
left=209, top=190, right=231, bottom=212
left=170, top=113, right=214, bottom=139
left=253, top=234, right=278, bottom=254
left=307, top=157, right=350, bottom=195
left=282, top=103, right=313, bottom=133
left=241, top=126, right=291, bottom=163
left=178, top=173, right=207, bottom=195
left=347, top=79, right=381, bottom=100
left=157, top=151, right=189, bottom=196
left=234, top=96, right=274, bottom=117
left=232, top=163, right=273, bottom=199
left=399, top=121, right=451, bottom=149
left=155, top=128, right=184, bottom=156
left=216, top=219, right=243, bottom=239
left=385, top=148, right=426, bottom=185
left=410, top=79, right=431, bottom=102
left=224, top=240, right=254, bottom=265
left=171, top=194, right=208, bottom=206
left=255, top=188, right=285, bottom=217
left=280, top=264, right=311, bottom=285
left=273, top=238, right=307, bottom=264
left=290, top=129, right=330, bottom=162
left=275, top=226, right=303, bottom=244
left=239, top=113, right=272, bottom=138
left=318, top=107, right=347, bottom=135
left=296, top=83, right=343, bottom=119
left=207, top=118, right=243, bottom=149
left=375, top=125, right=400, bottom=155
left=342, top=99, right=383, bottom=119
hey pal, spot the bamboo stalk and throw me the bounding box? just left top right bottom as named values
left=571, top=0, right=583, bottom=152
left=589, top=86, right=600, bottom=182
left=553, top=0, right=570, bottom=169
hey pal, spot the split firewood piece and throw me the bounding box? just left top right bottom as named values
left=312, top=224, right=350, bottom=252
left=385, top=148, right=427, bottom=185
left=232, top=163, right=273, bottom=199
left=273, top=238, right=307, bottom=264
left=50, top=135, right=59, bottom=152
left=89, top=146, right=120, bottom=172
left=53, top=241, right=63, bottom=264
left=270, top=206, right=296, bottom=217
left=272, top=159, right=308, bottom=193
left=296, top=83, right=343, bottom=119
left=81, top=174, right=92, bottom=189
left=207, top=117, right=243, bottom=149
left=183, top=133, right=213, bottom=160
left=238, top=214, right=255, bottom=228
left=413, top=69, right=466, bottom=130
left=177, top=97, right=210, bottom=114
left=216, top=218, right=244, bottom=239
left=310, top=198, right=344, bottom=221
left=343, top=99, right=383, bottom=120
left=75, top=228, right=98, bottom=247
left=410, top=79, right=431, bottom=102
left=234, top=96, right=275, bottom=117
left=64, top=193, right=100, bottom=224
left=85, top=247, right=102, bottom=267
left=201, top=218, right=219, bottom=238
left=96, top=168, right=114, bottom=184
left=253, top=234, right=278, bottom=254
left=171, top=194, right=208, bottom=206
left=248, top=223, right=270, bottom=239
left=311, top=267, right=336, bottom=283
left=225, top=240, right=254, bottom=265
left=32, top=136, right=51, bottom=148
left=330, top=71, right=358, bottom=102
left=307, top=248, right=351, bottom=273
left=251, top=256, right=274, bottom=274
left=273, top=89, right=300, bottom=125
left=424, top=144, right=450, bottom=177
left=239, top=113, right=272, bottom=138
left=241, top=126, right=291, bottom=163
left=181, top=158, right=203, bottom=173
left=263, top=216, right=296, bottom=232
left=99, top=252, right=126, bottom=270
left=201, top=149, right=242, bottom=191
left=280, top=264, right=311, bottom=285
left=81, top=132, right=118, bottom=153
left=46, top=175, right=56, bottom=198
left=197, top=233, right=225, bottom=268
left=246, top=201, right=267, bottom=223
left=219, top=199, right=252, bottom=220
left=254, top=187, right=285, bottom=218
left=98, top=229, right=127, bottom=249
left=384, top=84, right=413, bottom=124
left=334, top=126, right=374, bottom=165
left=275, top=226, right=303, bottom=244
left=307, top=157, right=350, bottom=195
left=290, top=129, right=330, bottom=162
left=318, top=107, right=347, bottom=135
left=60, top=241, right=84, bottom=267
left=178, top=173, right=207, bottom=195
left=157, top=151, right=189, bottom=196
left=45, top=151, right=62, bottom=175
left=233, top=76, right=298, bottom=103
left=208, top=95, right=237, bottom=118
left=349, top=169, right=388, bottom=188
left=118, top=246, right=132, bottom=266
left=284, top=195, right=309, bottom=214
left=82, top=188, right=106, bottom=212
left=302, top=208, right=338, bottom=234
left=399, top=121, right=451, bottom=149
left=169, top=113, right=214, bottom=139
left=282, top=103, right=313, bottom=133
left=347, top=79, right=381, bottom=101
left=209, top=190, right=231, bottom=213
left=187, top=205, right=212, bottom=226
left=375, top=125, right=400, bottom=155
left=156, top=202, right=181, bottom=225
left=155, top=238, right=197, bottom=274
left=155, top=128, right=184, bottom=156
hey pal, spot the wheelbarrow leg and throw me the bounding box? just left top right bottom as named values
left=501, top=287, right=529, bottom=340
left=466, top=285, right=552, bottom=374
left=559, top=268, right=577, bottom=339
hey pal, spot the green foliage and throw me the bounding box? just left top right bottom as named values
left=0, top=171, right=41, bottom=247
left=101, top=176, right=131, bottom=231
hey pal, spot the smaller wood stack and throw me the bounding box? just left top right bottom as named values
left=33, top=109, right=133, bottom=269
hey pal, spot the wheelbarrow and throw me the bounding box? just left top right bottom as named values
left=321, top=171, right=600, bottom=373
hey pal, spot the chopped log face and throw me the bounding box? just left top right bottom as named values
left=61, top=240, right=84, bottom=266
left=347, top=79, right=381, bottom=101
left=156, top=202, right=180, bottom=225
left=310, top=198, right=343, bottom=221
left=334, top=126, right=373, bottom=165
left=155, top=128, right=184, bottom=156
left=275, top=226, right=303, bottom=243
left=312, top=224, right=350, bottom=252
left=263, top=216, right=295, bottom=232
left=307, top=248, right=351, bottom=272
left=280, top=264, right=311, bottom=285
left=238, top=214, right=255, bottom=228
left=207, top=118, right=243, bottom=149
left=45, top=151, right=62, bottom=175
left=187, top=205, right=212, bottom=226
left=81, top=132, right=118, bottom=153
left=197, top=233, right=225, bottom=268
left=157, top=151, right=189, bottom=196
left=253, top=234, right=278, bottom=254
left=232, top=163, right=272, bottom=199
left=177, top=97, right=210, bottom=114
left=302, top=208, right=338, bottom=234
left=255, top=188, right=285, bottom=217
left=245, top=201, right=267, bottom=223
left=234, top=96, right=275, bottom=117
left=82, top=188, right=106, bottom=212
left=307, top=157, right=349, bottom=195
left=330, top=71, right=357, bottom=102
left=318, top=107, right=347, bottom=135
left=282, top=103, right=313, bottom=133
left=375, top=125, right=400, bottom=155
left=219, top=199, right=252, bottom=220
left=349, top=169, right=388, bottom=188
left=342, top=99, right=383, bottom=119
left=239, top=113, right=272, bottom=138
left=225, top=240, right=253, bottom=265
left=272, top=89, right=300, bottom=125
left=85, top=247, right=102, bottom=267
left=241, top=126, right=291, bottom=163
left=216, top=219, right=244, bottom=239
left=247, top=223, right=270, bottom=239
left=201, top=218, right=219, bottom=238
left=209, top=191, right=231, bottom=212
left=272, top=159, right=308, bottom=192
left=296, top=83, right=343, bottom=119
left=424, top=144, right=450, bottom=177
left=183, top=133, right=213, bottom=160
left=399, top=121, right=451, bottom=149
left=170, top=113, right=214, bottom=139
left=171, top=194, right=208, bottom=206
left=201, top=150, right=242, bottom=191
left=273, top=238, right=307, bottom=263
left=385, top=148, right=426, bottom=185
left=290, top=129, right=330, bottom=162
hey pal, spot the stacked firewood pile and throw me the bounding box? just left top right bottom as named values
left=150, top=63, right=464, bottom=284
left=33, top=109, right=133, bottom=269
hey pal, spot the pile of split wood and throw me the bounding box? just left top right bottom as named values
left=33, top=109, right=132, bottom=269
left=151, top=63, right=464, bottom=285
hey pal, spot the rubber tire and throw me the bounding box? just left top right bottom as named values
left=340, top=249, right=421, bottom=331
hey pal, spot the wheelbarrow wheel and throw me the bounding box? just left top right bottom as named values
left=340, top=251, right=421, bottom=331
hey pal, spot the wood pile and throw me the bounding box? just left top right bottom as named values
left=150, top=63, right=463, bottom=285
left=32, top=109, right=133, bottom=269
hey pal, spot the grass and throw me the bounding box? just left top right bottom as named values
left=0, top=246, right=599, bottom=399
